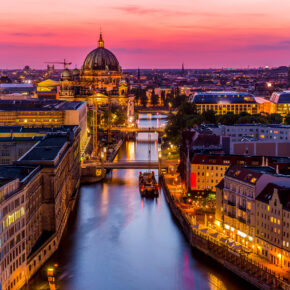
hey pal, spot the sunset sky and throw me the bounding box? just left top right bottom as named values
left=1, top=0, right=290, bottom=69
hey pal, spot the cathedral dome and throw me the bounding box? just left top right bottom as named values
left=72, top=67, right=80, bottom=76
left=61, top=69, right=73, bottom=80
left=82, top=34, right=120, bottom=72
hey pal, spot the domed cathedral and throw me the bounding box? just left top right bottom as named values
left=59, top=33, right=129, bottom=106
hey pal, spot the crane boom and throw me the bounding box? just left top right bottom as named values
left=44, top=59, right=72, bottom=69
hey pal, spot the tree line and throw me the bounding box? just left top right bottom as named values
left=165, top=101, right=290, bottom=145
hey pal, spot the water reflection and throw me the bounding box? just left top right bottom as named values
left=29, top=114, right=251, bottom=290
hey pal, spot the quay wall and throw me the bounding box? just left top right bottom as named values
left=161, top=176, right=290, bottom=290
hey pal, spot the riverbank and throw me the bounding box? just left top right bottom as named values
left=161, top=174, right=290, bottom=290
left=81, top=136, right=125, bottom=183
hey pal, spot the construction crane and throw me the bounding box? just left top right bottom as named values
left=44, top=59, right=72, bottom=69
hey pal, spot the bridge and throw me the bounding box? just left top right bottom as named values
left=82, top=160, right=178, bottom=170
left=104, top=127, right=165, bottom=133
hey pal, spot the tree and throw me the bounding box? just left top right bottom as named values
left=285, top=114, right=290, bottom=125
left=161, top=90, right=166, bottom=106
left=172, top=94, right=187, bottom=108
left=267, top=113, right=283, bottom=124
left=218, top=112, right=236, bottom=125
left=165, top=102, right=199, bottom=145
left=201, top=110, right=217, bottom=124
left=140, top=91, right=148, bottom=107
left=151, top=90, right=159, bottom=106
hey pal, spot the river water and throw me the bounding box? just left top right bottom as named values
left=29, top=114, right=251, bottom=290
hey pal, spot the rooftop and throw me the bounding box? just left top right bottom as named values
left=225, top=165, right=275, bottom=185
left=193, top=91, right=256, bottom=104
left=270, top=91, right=290, bottom=104
left=0, top=165, right=40, bottom=200
left=0, top=100, right=85, bottom=111
left=256, top=183, right=290, bottom=210
left=20, top=135, right=68, bottom=162
left=0, top=125, right=78, bottom=133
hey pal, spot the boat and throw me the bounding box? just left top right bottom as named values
left=139, top=171, right=159, bottom=197
left=138, top=132, right=160, bottom=197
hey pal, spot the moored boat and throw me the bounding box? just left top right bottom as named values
left=139, top=171, right=159, bottom=197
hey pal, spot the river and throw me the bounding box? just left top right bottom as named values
left=29, top=114, right=251, bottom=290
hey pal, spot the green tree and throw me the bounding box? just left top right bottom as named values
left=218, top=112, right=236, bottom=125
left=172, top=94, right=187, bottom=108
left=267, top=113, right=283, bottom=124
left=201, top=110, right=217, bottom=124
left=151, top=90, right=159, bottom=106
left=140, top=91, right=148, bottom=107
left=285, top=114, right=290, bottom=125
left=165, top=102, right=199, bottom=144
left=161, top=90, right=166, bottom=106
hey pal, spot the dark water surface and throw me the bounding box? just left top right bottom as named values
left=29, top=114, right=250, bottom=290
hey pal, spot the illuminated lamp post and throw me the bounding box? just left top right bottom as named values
left=47, top=268, right=56, bottom=290
left=158, top=148, right=162, bottom=175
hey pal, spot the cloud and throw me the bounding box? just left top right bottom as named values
left=113, top=6, right=266, bottom=18
left=113, top=5, right=191, bottom=16
left=245, top=40, right=290, bottom=51
left=9, top=32, right=56, bottom=37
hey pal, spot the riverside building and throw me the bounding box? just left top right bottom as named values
left=0, top=100, right=87, bottom=148
left=0, top=127, right=81, bottom=290
left=217, top=165, right=290, bottom=253
left=256, top=183, right=290, bottom=267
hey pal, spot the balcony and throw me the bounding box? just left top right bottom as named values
left=238, top=216, right=246, bottom=224
left=238, top=204, right=247, bottom=211
left=227, top=200, right=236, bottom=206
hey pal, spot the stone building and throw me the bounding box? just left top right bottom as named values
left=220, top=165, right=290, bottom=248
left=0, top=100, right=87, bottom=149
left=0, top=126, right=81, bottom=289
left=58, top=33, right=134, bottom=125
left=256, top=183, right=290, bottom=267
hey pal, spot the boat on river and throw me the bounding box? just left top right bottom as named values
left=139, top=171, right=159, bottom=197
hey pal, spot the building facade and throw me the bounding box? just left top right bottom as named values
left=0, top=127, right=81, bottom=289
left=190, top=92, right=259, bottom=115
left=217, top=165, right=290, bottom=256
left=256, top=183, right=290, bottom=268
left=0, top=100, right=87, bottom=148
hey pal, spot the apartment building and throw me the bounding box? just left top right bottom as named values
left=0, top=127, right=81, bottom=289
left=0, top=100, right=87, bottom=148
left=0, top=165, right=40, bottom=290
left=207, top=124, right=290, bottom=142
left=219, top=165, right=290, bottom=248
left=256, top=183, right=290, bottom=267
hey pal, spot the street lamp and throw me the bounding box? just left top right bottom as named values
left=47, top=268, right=56, bottom=290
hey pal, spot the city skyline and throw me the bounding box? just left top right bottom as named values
left=1, top=0, right=290, bottom=69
